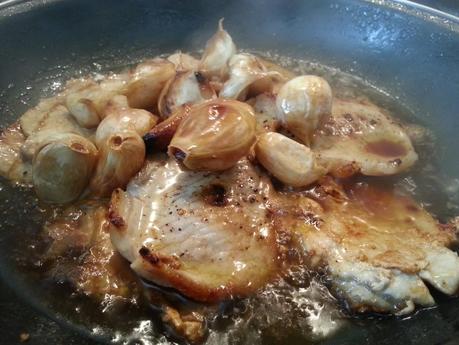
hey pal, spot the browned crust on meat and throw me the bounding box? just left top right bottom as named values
left=108, top=189, right=126, bottom=230
left=139, top=246, right=182, bottom=269
left=135, top=254, right=279, bottom=303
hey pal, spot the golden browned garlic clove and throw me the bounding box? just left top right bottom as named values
left=276, top=75, right=332, bottom=146
left=89, top=130, right=145, bottom=197
left=255, top=132, right=326, bottom=187
left=168, top=99, right=256, bottom=171
left=199, top=19, right=236, bottom=79
left=124, top=58, right=175, bottom=111
left=157, top=70, right=215, bottom=118
left=32, top=135, right=98, bottom=203
left=219, top=54, right=282, bottom=100
left=95, top=95, right=158, bottom=148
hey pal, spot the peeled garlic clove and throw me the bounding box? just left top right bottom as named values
left=158, top=70, right=215, bottom=118
left=89, top=131, right=145, bottom=197
left=167, top=52, right=200, bottom=71
left=276, top=75, right=332, bottom=146
left=124, top=58, right=175, bottom=111
left=32, top=135, right=97, bottom=203
left=95, top=95, right=158, bottom=148
left=168, top=99, right=256, bottom=171
left=199, top=19, right=236, bottom=79
left=255, top=132, right=326, bottom=187
left=219, top=54, right=281, bottom=100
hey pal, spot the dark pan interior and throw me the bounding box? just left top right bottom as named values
left=0, top=0, right=459, bottom=344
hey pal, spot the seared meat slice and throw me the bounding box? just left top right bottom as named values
left=273, top=178, right=459, bottom=314
left=109, top=157, right=279, bottom=302
left=313, top=99, right=418, bottom=177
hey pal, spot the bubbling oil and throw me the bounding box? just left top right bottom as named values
left=0, top=50, right=457, bottom=345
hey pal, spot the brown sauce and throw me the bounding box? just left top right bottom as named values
left=365, top=139, right=407, bottom=158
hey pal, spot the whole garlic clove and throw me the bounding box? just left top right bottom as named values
left=124, top=58, right=175, bottom=111
left=95, top=95, right=158, bottom=148
left=276, top=75, right=332, bottom=146
left=157, top=70, right=215, bottom=118
left=168, top=99, right=256, bottom=171
left=255, top=132, right=326, bottom=187
left=32, top=135, right=98, bottom=203
left=199, top=19, right=236, bottom=79
left=219, top=54, right=282, bottom=100
left=89, top=130, right=145, bottom=197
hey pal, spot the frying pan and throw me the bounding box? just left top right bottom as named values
left=1, top=0, right=459, bottom=344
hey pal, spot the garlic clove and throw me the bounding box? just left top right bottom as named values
left=32, top=135, right=97, bottom=203
left=157, top=70, right=215, bottom=119
left=276, top=75, right=333, bottom=146
left=255, top=132, right=327, bottom=187
left=219, top=54, right=282, bottom=100
left=199, top=19, right=236, bottom=80
left=124, top=58, right=175, bottom=111
left=89, top=130, right=145, bottom=197
left=168, top=99, right=256, bottom=171
left=95, top=95, right=158, bottom=148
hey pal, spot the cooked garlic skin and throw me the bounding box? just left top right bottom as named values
left=95, top=95, right=158, bottom=148
left=32, top=135, right=98, bottom=203
left=219, top=53, right=281, bottom=100
left=143, top=106, right=191, bottom=152
left=255, top=132, right=326, bottom=187
left=167, top=52, right=200, bottom=71
left=65, top=76, right=127, bottom=128
left=168, top=99, right=256, bottom=171
left=124, top=58, right=175, bottom=110
left=158, top=70, right=215, bottom=118
left=199, top=19, right=236, bottom=79
left=89, top=130, right=145, bottom=197
left=276, top=75, right=332, bottom=145
left=256, top=57, right=296, bottom=81
left=22, top=131, right=77, bottom=161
